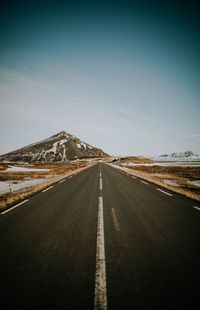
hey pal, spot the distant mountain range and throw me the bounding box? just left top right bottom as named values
left=0, top=131, right=109, bottom=162
left=157, top=151, right=200, bottom=160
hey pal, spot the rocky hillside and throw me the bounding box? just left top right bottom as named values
left=0, top=131, right=109, bottom=162
left=159, top=151, right=200, bottom=160
left=112, top=156, right=155, bottom=164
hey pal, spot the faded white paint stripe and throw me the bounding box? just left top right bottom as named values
left=94, top=196, right=107, bottom=310
left=111, top=208, right=120, bottom=232
left=131, top=176, right=136, bottom=179
left=100, top=178, right=103, bottom=191
left=1, top=199, right=29, bottom=215
left=157, top=188, right=172, bottom=197
left=59, top=179, right=65, bottom=184
left=193, top=206, right=200, bottom=212
left=42, top=185, right=53, bottom=193
left=140, top=180, right=149, bottom=185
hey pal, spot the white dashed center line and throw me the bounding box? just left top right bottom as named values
left=193, top=206, right=200, bottom=212
left=94, top=196, right=107, bottom=310
left=100, top=178, right=103, bottom=191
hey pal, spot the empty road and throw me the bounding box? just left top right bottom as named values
left=0, top=163, right=200, bottom=309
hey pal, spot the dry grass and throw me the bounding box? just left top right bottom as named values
left=0, top=163, right=9, bottom=171
left=0, top=183, right=53, bottom=209
left=0, top=162, right=87, bottom=182
left=131, top=165, right=200, bottom=180
left=114, top=164, right=200, bottom=202
left=0, top=161, right=91, bottom=211
left=100, top=156, right=113, bottom=162
left=120, top=156, right=154, bottom=164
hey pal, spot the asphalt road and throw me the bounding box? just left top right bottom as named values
left=0, top=163, right=200, bottom=309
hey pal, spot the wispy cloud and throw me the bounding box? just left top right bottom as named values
left=185, top=133, right=200, bottom=141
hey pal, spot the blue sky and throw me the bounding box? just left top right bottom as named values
left=0, top=0, right=200, bottom=156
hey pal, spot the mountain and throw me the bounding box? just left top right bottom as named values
left=0, top=131, right=109, bottom=162
left=158, top=151, right=200, bottom=160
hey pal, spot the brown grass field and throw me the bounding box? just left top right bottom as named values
left=120, top=156, right=154, bottom=164
left=116, top=163, right=200, bottom=201
left=0, top=161, right=91, bottom=210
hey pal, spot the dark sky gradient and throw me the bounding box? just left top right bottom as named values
left=0, top=0, right=199, bottom=155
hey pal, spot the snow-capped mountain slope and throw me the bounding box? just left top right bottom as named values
left=0, top=131, right=109, bottom=162
left=158, top=151, right=200, bottom=160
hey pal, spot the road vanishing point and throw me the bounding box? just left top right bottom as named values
left=0, top=163, right=200, bottom=309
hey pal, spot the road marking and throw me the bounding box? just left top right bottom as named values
left=1, top=199, right=29, bottom=215
left=59, top=179, right=65, bottom=184
left=94, top=196, right=107, bottom=310
left=111, top=208, right=120, bottom=232
left=140, top=180, right=149, bottom=185
left=100, top=178, right=103, bottom=191
left=193, top=206, right=200, bottom=212
left=42, top=186, right=53, bottom=193
left=100, top=172, right=102, bottom=178
left=157, top=188, right=172, bottom=197
left=132, top=176, right=136, bottom=179
left=68, top=176, right=72, bottom=179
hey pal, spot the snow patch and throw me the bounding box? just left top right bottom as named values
left=163, top=179, right=180, bottom=187
left=5, top=166, right=50, bottom=172
left=187, top=180, right=200, bottom=187
left=121, top=163, right=159, bottom=167
left=81, top=142, right=87, bottom=149
left=62, top=146, right=67, bottom=161
left=48, top=141, right=58, bottom=154
left=59, top=138, right=68, bottom=145
left=0, top=178, right=48, bottom=194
